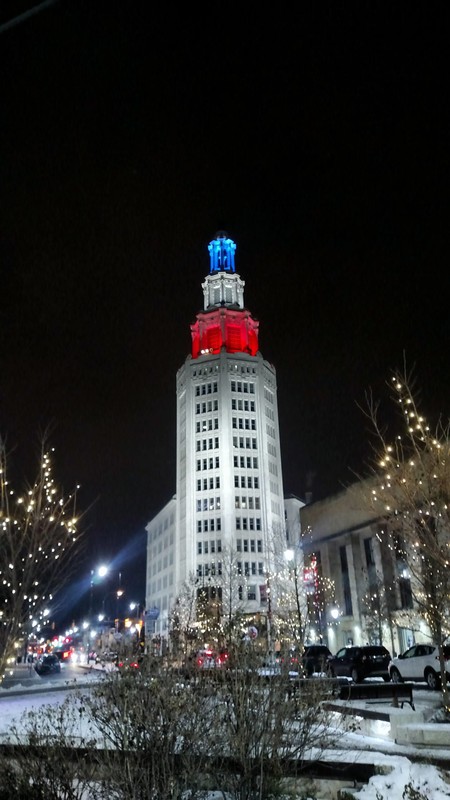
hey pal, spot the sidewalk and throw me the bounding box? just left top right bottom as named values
left=327, top=689, right=450, bottom=749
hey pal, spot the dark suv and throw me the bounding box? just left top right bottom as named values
left=327, top=645, right=391, bottom=683
left=301, top=645, right=332, bottom=677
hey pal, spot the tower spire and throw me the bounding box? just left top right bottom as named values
left=191, top=232, right=259, bottom=358
left=208, top=231, right=236, bottom=273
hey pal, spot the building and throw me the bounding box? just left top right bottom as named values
left=145, top=232, right=287, bottom=646
left=299, top=480, right=426, bottom=656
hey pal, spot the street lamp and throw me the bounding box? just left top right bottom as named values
left=86, top=565, right=108, bottom=663
left=88, top=564, right=109, bottom=620
left=129, top=602, right=142, bottom=618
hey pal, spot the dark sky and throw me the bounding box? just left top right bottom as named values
left=1, top=1, right=449, bottom=622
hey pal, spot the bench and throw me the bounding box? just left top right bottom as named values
left=338, top=681, right=415, bottom=710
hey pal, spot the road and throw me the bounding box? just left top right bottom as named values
left=1, top=660, right=100, bottom=691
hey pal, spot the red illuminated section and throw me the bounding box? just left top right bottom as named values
left=191, top=308, right=259, bottom=359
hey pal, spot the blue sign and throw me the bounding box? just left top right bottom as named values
left=145, top=607, right=160, bottom=621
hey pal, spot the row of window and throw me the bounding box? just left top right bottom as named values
left=235, top=496, right=260, bottom=509
left=231, top=381, right=255, bottom=394
left=196, top=562, right=265, bottom=578
left=233, top=436, right=257, bottom=449
left=197, top=457, right=220, bottom=471
left=197, top=539, right=222, bottom=554
left=196, top=437, right=219, bottom=451
left=236, top=538, right=263, bottom=553
left=196, top=400, right=219, bottom=414
left=192, top=366, right=219, bottom=377
left=196, top=518, right=222, bottom=532
left=232, top=417, right=256, bottom=430
left=236, top=517, right=261, bottom=531
left=234, top=456, right=259, bottom=470
left=197, top=477, right=220, bottom=491
left=230, top=365, right=256, bottom=374
left=197, top=497, right=221, bottom=512
left=196, top=418, right=219, bottom=432
left=195, top=382, right=218, bottom=396
left=235, top=475, right=259, bottom=488
left=231, top=399, right=255, bottom=412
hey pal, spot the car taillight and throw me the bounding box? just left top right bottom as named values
left=197, top=658, right=204, bottom=667
left=63, top=651, right=70, bottom=659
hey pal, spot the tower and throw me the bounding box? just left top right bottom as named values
left=146, top=233, right=286, bottom=644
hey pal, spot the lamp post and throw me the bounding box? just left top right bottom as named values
left=86, top=565, right=108, bottom=663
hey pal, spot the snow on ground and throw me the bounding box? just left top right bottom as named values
left=0, top=669, right=449, bottom=799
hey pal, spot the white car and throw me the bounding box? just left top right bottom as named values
left=389, top=643, right=450, bottom=690
left=256, top=659, right=299, bottom=680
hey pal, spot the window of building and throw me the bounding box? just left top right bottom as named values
left=247, top=585, right=256, bottom=600
left=364, top=537, right=375, bottom=566
left=340, top=546, right=353, bottom=616
left=399, top=575, right=413, bottom=609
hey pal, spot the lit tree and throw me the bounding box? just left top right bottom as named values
left=168, top=573, right=199, bottom=658
left=0, top=434, right=84, bottom=679
left=364, top=365, right=450, bottom=711
left=275, top=547, right=308, bottom=651
left=216, top=544, right=250, bottom=646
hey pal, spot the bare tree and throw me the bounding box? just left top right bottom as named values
left=359, top=567, right=397, bottom=654
left=168, top=572, right=199, bottom=660
left=363, top=364, right=450, bottom=709
left=0, top=433, right=85, bottom=677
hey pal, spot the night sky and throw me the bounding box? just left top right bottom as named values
left=1, top=1, right=449, bottom=624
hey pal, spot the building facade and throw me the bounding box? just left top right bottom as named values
left=146, top=233, right=287, bottom=644
left=300, top=481, right=427, bottom=656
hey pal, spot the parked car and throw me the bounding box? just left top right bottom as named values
left=389, top=643, right=450, bottom=690
left=53, top=648, right=73, bottom=664
left=327, top=645, right=391, bottom=683
left=34, top=654, right=61, bottom=676
left=257, top=657, right=299, bottom=680
left=301, top=644, right=332, bottom=677
left=95, top=651, right=118, bottom=664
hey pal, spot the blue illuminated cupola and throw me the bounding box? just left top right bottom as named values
left=208, top=231, right=236, bottom=273
left=202, top=232, right=245, bottom=310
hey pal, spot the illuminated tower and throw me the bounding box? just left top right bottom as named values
left=146, top=232, right=286, bottom=642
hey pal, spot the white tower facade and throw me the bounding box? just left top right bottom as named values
left=146, top=233, right=286, bottom=641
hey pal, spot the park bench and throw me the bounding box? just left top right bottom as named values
left=338, top=681, right=415, bottom=710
